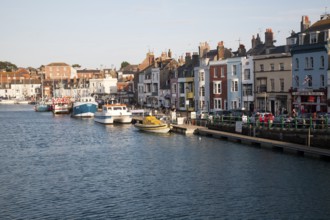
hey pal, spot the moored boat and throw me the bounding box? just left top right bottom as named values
left=52, top=97, right=71, bottom=114
left=134, top=116, right=171, bottom=133
left=34, top=101, right=52, bottom=112
left=71, top=96, right=98, bottom=118
left=0, top=99, right=16, bottom=104
left=94, top=102, right=132, bottom=124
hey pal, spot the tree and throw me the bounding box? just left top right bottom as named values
left=72, top=64, right=81, bottom=68
left=0, top=61, right=18, bottom=72
left=120, top=61, right=130, bottom=69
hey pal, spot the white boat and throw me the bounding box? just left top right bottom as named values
left=71, top=96, right=98, bottom=118
left=134, top=116, right=171, bottom=133
left=0, top=99, right=16, bottom=104
left=94, top=102, right=132, bottom=124
left=52, top=97, right=71, bottom=114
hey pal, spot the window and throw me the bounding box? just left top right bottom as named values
left=321, top=75, right=325, bottom=87
left=295, top=58, right=299, bottom=69
left=199, top=72, right=204, bottom=81
left=305, top=57, right=309, bottom=69
left=243, top=84, right=252, bottom=96
left=220, top=67, right=225, bottom=77
left=310, top=57, right=314, bottom=68
left=173, top=84, right=177, bottom=93
left=231, top=80, right=238, bottom=92
left=214, top=68, right=218, bottom=78
left=325, top=30, right=329, bottom=41
left=179, top=83, right=185, bottom=93
left=231, top=100, right=238, bottom=109
left=200, top=86, right=205, bottom=97
left=260, top=64, right=264, bottom=72
left=279, top=63, right=284, bottom=71
left=308, top=75, right=312, bottom=87
left=270, top=79, right=275, bottom=91
left=214, top=98, right=222, bottom=109
left=232, top=65, right=237, bottom=75
left=310, top=32, right=317, bottom=43
left=321, top=56, right=325, bottom=68
left=270, top=63, right=274, bottom=71
left=294, top=75, right=299, bottom=87
left=213, top=81, right=222, bottom=94
left=280, top=79, right=284, bottom=91
left=244, top=69, right=250, bottom=80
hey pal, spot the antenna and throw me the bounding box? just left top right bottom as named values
left=236, top=37, right=241, bottom=45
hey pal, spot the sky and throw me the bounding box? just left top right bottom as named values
left=0, top=0, right=329, bottom=70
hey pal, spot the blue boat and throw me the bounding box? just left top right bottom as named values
left=34, top=101, right=52, bottom=112
left=71, top=96, right=98, bottom=117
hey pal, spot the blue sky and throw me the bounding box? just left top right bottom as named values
left=0, top=0, right=328, bottom=69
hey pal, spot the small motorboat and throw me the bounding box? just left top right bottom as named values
left=94, top=101, right=132, bottom=124
left=134, top=116, right=171, bottom=133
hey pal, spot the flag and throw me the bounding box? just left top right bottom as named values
left=303, top=75, right=311, bottom=85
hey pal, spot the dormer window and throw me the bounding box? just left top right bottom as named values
left=325, top=30, right=329, bottom=41
left=310, top=32, right=318, bottom=44
left=299, top=33, right=305, bottom=45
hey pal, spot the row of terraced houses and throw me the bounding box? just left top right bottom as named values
left=1, top=14, right=330, bottom=115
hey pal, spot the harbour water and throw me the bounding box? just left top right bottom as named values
left=1, top=104, right=330, bottom=219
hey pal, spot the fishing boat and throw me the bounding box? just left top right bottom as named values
left=34, top=101, right=52, bottom=112
left=34, top=79, right=52, bottom=112
left=71, top=96, right=98, bottom=118
left=52, top=97, right=71, bottom=114
left=94, top=101, right=132, bottom=124
left=134, top=116, right=171, bottom=133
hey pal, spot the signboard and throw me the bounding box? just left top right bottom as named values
left=191, top=112, right=196, bottom=119
left=235, top=121, right=243, bottom=133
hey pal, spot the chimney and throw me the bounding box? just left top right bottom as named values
left=185, top=52, right=192, bottom=64
left=192, top=52, right=199, bottom=67
left=251, top=35, right=256, bottom=49
left=217, top=41, right=225, bottom=60
left=265, top=29, right=274, bottom=47
left=147, top=52, right=154, bottom=65
left=237, top=44, right=246, bottom=57
left=301, top=15, right=311, bottom=32
left=199, top=41, right=210, bottom=58
left=168, top=49, right=172, bottom=58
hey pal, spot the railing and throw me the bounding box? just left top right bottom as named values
left=207, top=115, right=329, bottom=130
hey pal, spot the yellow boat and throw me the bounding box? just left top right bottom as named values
left=134, top=116, right=171, bottom=133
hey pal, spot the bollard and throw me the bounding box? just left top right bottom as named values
left=326, top=115, right=328, bottom=130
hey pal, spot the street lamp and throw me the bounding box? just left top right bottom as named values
left=264, top=92, right=267, bottom=112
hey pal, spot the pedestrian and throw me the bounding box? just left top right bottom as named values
left=312, top=112, right=317, bottom=129
left=292, top=109, right=297, bottom=118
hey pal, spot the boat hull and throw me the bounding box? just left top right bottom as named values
left=94, top=113, right=114, bottom=124
left=0, top=99, right=16, bottom=104
left=71, top=102, right=98, bottom=117
left=52, top=104, right=70, bottom=114
left=134, top=123, right=171, bottom=133
left=35, top=103, right=52, bottom=112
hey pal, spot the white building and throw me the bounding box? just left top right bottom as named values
left=89, top=76, right=118, bottom=98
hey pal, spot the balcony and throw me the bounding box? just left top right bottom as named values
left=186, top=92, right=194, bottom=99
left=257, top=85, right=267, bottom=93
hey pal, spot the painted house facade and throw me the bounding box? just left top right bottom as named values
left=289, top=15, right=330, bottom=113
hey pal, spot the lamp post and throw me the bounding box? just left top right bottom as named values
left=264, top=92, right=267, bottom=112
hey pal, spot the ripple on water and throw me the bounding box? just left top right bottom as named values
left=1, top=105, right=330, bottom=219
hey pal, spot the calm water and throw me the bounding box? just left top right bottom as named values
left=1, top=105, right=330, bottom=219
